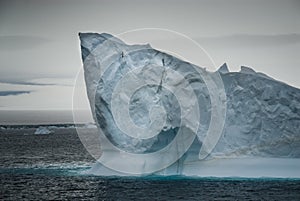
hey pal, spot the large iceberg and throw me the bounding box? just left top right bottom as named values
left=78, top=33, right=300, bottom=177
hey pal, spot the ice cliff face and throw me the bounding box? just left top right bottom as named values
left=215, top=64, right=300, bottom=158
left=79, top=32, right=300, bottom=175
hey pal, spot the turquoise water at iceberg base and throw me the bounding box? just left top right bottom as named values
left=1, top=126, right=300, bottom=200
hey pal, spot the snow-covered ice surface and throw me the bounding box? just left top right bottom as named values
left=79, top=33, right=300, bottom=177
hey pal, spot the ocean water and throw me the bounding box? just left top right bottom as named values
left=1, top=127, right=300, bottom=200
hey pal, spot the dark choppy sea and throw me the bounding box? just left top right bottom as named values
left=1, top=126, right=300, bottom=200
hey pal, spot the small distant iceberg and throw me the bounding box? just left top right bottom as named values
left=34, top=126, right=53, bottom=135
left=83, top=123, right=97, bottom=129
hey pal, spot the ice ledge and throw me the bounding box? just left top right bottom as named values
left=86, top=158, right=300, bottom=178
left=240, top=65, right=256, bottom=74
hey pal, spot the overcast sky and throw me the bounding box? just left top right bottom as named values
left=0, top=0, right=299, bottom=111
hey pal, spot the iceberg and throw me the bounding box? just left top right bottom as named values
left=34, top=126, right=53, bottom=135
left=78, top=33, right=300, bottom=177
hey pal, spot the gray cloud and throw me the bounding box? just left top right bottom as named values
left=0, top=35, right=51, bottom=51
left=0, top=80, right=56, bottom=86
left=0, top=90, right=31, bottom=96
left=197, top=34, right=300, bottom=48
left=0, top=79, right=73, bottom=87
